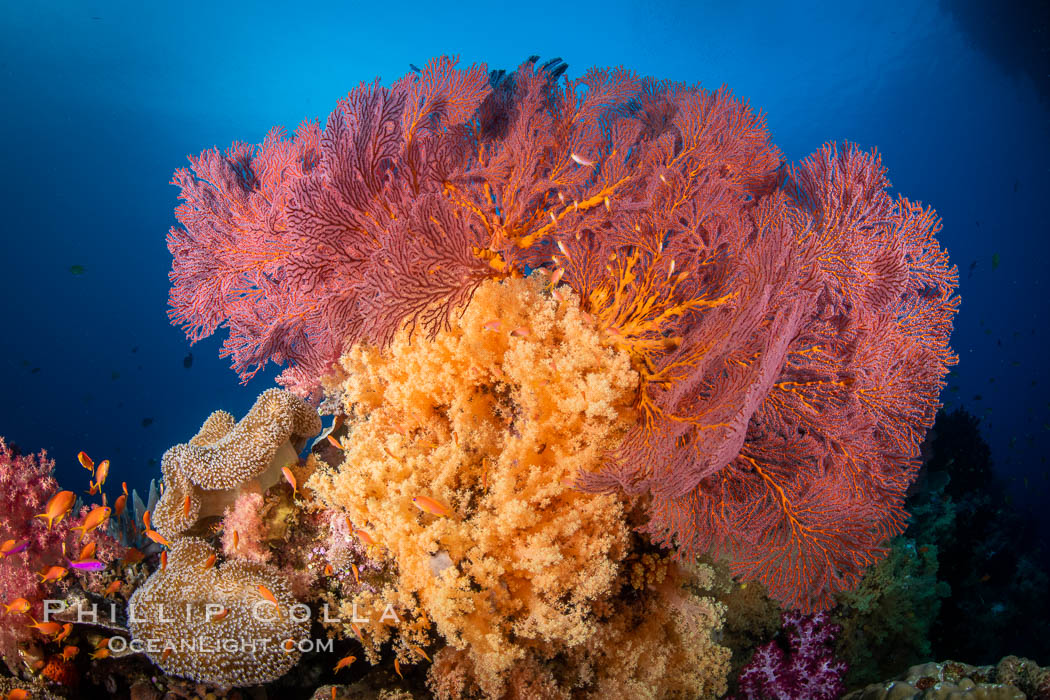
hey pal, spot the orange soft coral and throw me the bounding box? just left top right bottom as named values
left=310, top=274, right=718, bottom=696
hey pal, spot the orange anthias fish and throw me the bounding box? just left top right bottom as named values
left=37, top=566, right=68, bottom=584
left=93, top=459, right=110, bottom=488
left=281, top=466, right=298, bottom=497
left=334, top=653, right=356, bottom=672
left=77, top=542, right=97, bottom=562
left=412, top=496, right=451, bottom=518
left=113, top=493, right=127, bottom=518
left=103, top=580, right=123, bottom=597
left=258, top=585, right=280, bottom=608
left=144, top=529, right=171, bottom=547
left=3, top=598, right=30, bottom=614
left=55, top=622, right=72, bottom=643
left=0, top=539, right=29, bottom=558
left=35, top=491, right=76, bottom=530
left=61, top=645, right=79, bottom=660
left=72, top=506, right=111, bottom=541
left=202, top=554, right=216, bottom=570
left=143, top=510, right=151, bottom=530
left=121, top=548, right=144, bottom=565
left=210, top=607, right=230, bottom=622
left=77, top=451, right=94, bottom=472
left=26, top=618, right=63, bottom=636
left=182, top=495, right=192, bottom=518
left=5, top=688, right=30, bottom=700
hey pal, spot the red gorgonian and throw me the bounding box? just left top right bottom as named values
left=167, top=56, right=958, bottom=610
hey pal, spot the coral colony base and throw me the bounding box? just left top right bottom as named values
left=3, top=55, right=1044, bottom=699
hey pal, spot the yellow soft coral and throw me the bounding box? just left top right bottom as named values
left=311, top=274, right=730, bottom=697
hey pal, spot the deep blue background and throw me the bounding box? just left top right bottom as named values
left=1, top=1, right=1047, bottom=537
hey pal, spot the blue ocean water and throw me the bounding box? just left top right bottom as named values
left=1, top=0, right=1047, bottom=595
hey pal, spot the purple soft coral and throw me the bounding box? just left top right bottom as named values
left=736, top=611, right=847, bottom=700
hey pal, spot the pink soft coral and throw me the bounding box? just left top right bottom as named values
left=0, top=439, right=123, bottom=671
left=220, top=490, right=271, bottom=563
left=736, top=610, right=847, bottom=700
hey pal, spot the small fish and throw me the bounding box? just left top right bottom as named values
left=89, top=647, right=110, bottom=660
left=992, top=252, right=1000, bottom=270
left=510, top=327, right=529, bottom=338
left=72, top=506, right=111, bottom=540
left=55, top=622, right=72, bottom=643
left=232, top=530, right=239, bottom=549
left=395, top=657, right=404, bottom=679
left=142, top=511, right=151, bottom=530
left=69, top=264, right=85, bottom=275
left=61, top=645, right=79, bottom=660
left=113, top=493, right=126, bottom=517
left=549, top=267, right=565, bottom=286
left=78, top=451, right=94, bottom=472
left=93, top=459, right=110, bottom=488
left=3, top=598, right=30, bottom=614
left=160, top=551, right=168, bottom=570
left=409, top=63, right=422, bottom=73
left=103, top=580, right=123, bottom=597
left=211, top=607, right=230, bottom=622
left=5, top=688, right=30, bottom=700
left=26, top=618, right=63, bottom=636
left=979, top=573, right=991, bottom=583
left=257, top=585, right=282, bottom=618
left=37, top=566, right=68, bottom=583
left=0, top=540, right=29, bottom=558
left=68, top=559, right=105, bottom=572
left=183, top=495, right=192, bottom=519
left=77, top=542, right=96, bottom=561
left=282, top=466, right=299, bottom=497
left=354, top=529, right=376, bottom=547
left=202, top=554, right=216, bottom=570
left=183, top=352, right=193, bottom=368
left=145, top=529, right=171, bottom=547
left=141, top=417, right=153, bottom=428
left=35, top=491, right=76, bottom=530
left=327, top=435, right=343, bottom=449
left=323, top=564, right=333, bottom=576
left=411, top=645, right=431, bottom=662
left=121, top=548, right=144, bottom=565
left=334, top=654, right=356, bottom=672
left=483, top=319, right=501, bottom=332
left=412, top=496, right=451, bottom=517
left=351, top=562, right=360, bottom=585
left=570, top=152, right=595, bottom=167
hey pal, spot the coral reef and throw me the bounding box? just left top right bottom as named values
left=843, top=656, right=1050, bottom=700
left=311, top=275, right=730, bottom=697
left=833, top=537, right=950, bottom=686
left=151, top=388, right=322, bottom=540
left=168, top=55, right=959, bottom=611
left=125, top=536, right=308, bottom=687
left=0, top=439, right=124, bottom=676
left=735, top=610, right=847, bottom=700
